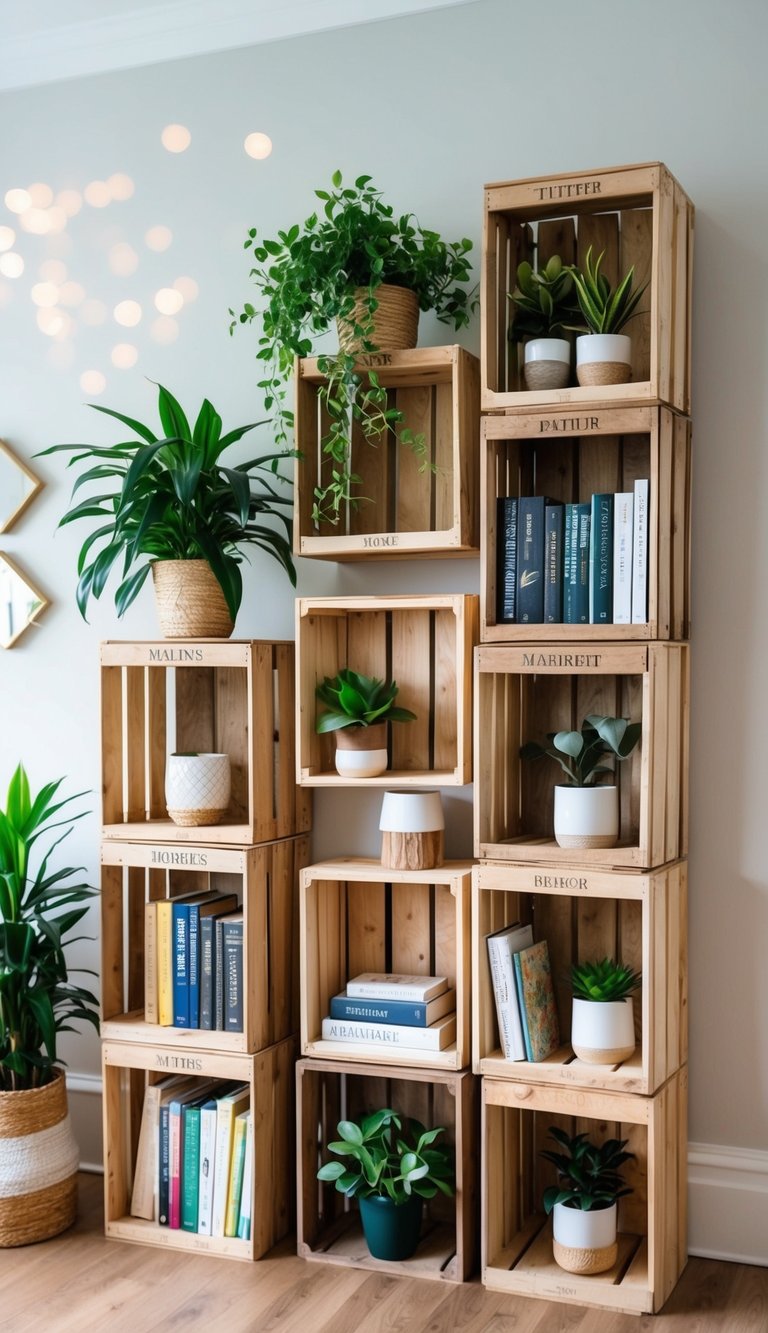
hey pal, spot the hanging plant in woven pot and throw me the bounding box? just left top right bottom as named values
left=0, top=765, right=99, bottom=1246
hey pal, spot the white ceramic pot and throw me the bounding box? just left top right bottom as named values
left=523, top=338, right=571, bottom=390
left=576, top=333, right=632, bottom=387
left=165, top=752, right=231, bottom=827
left=379, top=789, right=445, bottom=870
left=552, top=1200, right=617, bottom=1275
left=554, top=785, right=619, bottom=849
left=334, top=723, right=388, bottom=779
left=571, top=996, right=636, bottom=1064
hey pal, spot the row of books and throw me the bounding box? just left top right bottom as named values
left=144, top=891, right=244, bottom=1033
left=321, top=972, right=457, bottom=1052
left=130, top=1076, right=254, bottom=1240
left=495, top=481, right=649, bottom=625
left=486, top=925, right=560, bottom=1062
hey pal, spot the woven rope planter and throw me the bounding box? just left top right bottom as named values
left=0, top=1069, right=79, bottom=1247
left=576, top=361, right=631, bottom=386
left=337, top=285, right=419, bottom=353
left=152, top=559, right=234, bottom=639
left=553, top=1238, right=618, bottom=1275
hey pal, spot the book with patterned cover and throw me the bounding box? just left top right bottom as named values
left=513, top=940, right=560, bottom=1061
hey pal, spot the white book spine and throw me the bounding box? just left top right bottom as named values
left=613, top=492, right=634, bottom=624
left=197, top=1105, right=217, bottom=1235
left=321, top=1014, right=456, bottom=1051
left=631, top=479, right=649, bottom=623
left=211, top=1106, right=234, bottom=1238
left=487, top=939, right=525, bottom=1061
left=346, top=975, right=446, bottom=1003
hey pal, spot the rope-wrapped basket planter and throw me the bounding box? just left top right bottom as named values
left=152, top=559, right=234, bottom=640
left=0, top=1069, right=79, bottom=1247
left=337, top=284, right=419, bottom=353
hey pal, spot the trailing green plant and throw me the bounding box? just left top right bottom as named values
left=567, top=246, right=647, bottom=335
left=315, top=668, right=416, bottom=734
left=230, top=170, right=477, bottom=523
left=571, top=958, right=642, bottom=1003
left=508, top=254, right=579, bottom=341
left=519, top=714, right=641, bottom=788
left=541, top=1127, right=635, bottom=1213
left=38, top=382, right=295, bottom=623
left=316, top=1108, right=454, bottom=1204
left=0, top=764, right=99, bottom=1092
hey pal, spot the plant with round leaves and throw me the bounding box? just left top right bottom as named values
left=315, top=667, right=417, bottom=734
left=316, top=1108, right=454, bottom=1205
left=571, top=958, right=642, bottom=1003
left=566, top=246, right=648, bottom=335
left=541, top=1128, right=635, bottom=1214
left=519, top=714, right=641, bottom=788
left=508, top=254, right=580, bottom=341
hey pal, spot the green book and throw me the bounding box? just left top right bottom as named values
left=181, top=1103, right=202, bottom=1232
left=224, top=1110, right=250, bottom=1237
left=589, top=494, right=614, bottom=624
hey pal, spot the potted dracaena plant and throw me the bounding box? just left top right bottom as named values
left=317, top=1108, right=454, bottom=1262
left=542, top=1128, right=635, bottom=1275
left=39, top=382, right=295, bottom=639
left=567, top=247, right=648, bottom=387
left=520, top=714, right=641, bottom=849
left=508, top=254, right=579, bottom=390
left=0, top=764, right=99, bottom=1247
left=316, top=668, right=416, bottom=778
left=570, top=959, right=642, bottom=1065
left=230, top=170, right=476, bottom=525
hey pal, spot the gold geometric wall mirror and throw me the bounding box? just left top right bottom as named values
left=0, top=552, right=50, bottom=648
left=0, top=439, right=44, bottom=533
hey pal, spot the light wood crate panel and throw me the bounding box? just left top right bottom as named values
left=481, top=407, right=691, bottom=643
left=481, top=1070, right=688, bottom=1314
left=102, top=1035, right=296, bottom=1262
left=475, top=641, right=689, bottom=869
left=297, top=1057, right=477, bottom=1283
left=482, top=161, right=694, bottom=414
left=294, top=347, right=479, bottom=560
left=296, top=594, right=478, bottom=786
left=300, top=858, right=472, bottom=1071
left=472, top=861, right=687, bottom=1094
left=100, top=639, right=311, bottom=846
left=101, top=834, right=307, bottom=1055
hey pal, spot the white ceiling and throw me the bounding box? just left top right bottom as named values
left=0, top=0, right=478, bottom=92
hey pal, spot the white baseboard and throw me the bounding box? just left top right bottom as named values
left=688, top=1142, right=768, bottom=1266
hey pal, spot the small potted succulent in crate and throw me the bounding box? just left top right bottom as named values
left=317, top=1108, right=454, bottom=1262
left=520, top=714, right=641, bottom=849
left=316, top=668, right=416, bottom=778
left=508, top=254, right=579, bottom=390
left=542, top=1128, right=635, bottom=1275
left=571, top=958, right=642, bottom=1065
left=567, top=247, right=648, bottom=387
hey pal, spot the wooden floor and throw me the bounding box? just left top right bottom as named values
left=0, top=1175, right=766, bottom=1332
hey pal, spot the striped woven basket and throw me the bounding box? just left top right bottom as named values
left=337, top=284, right=419, bottom=353
left=152, top=559, right=234, bottom=639
left=0, top=1069, right=79, bottom=1247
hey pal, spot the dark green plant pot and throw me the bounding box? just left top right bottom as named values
left=358, top=1193, right=423, bottom=1261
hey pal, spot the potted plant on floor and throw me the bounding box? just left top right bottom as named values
left=570, top=958, right=642, bottom=1065
left=567, top=247, right=648, bottom=386
left=316, top=668, right=416, bottom=778
left=39, top=382, right=295, bottom=638
left=0, top=764, right=99, bottom=1246
left=508, top=254, right=579, bottom=390
left=231, top=170, right=477, bottom=524
left=542, top=1127, right=635, bottom=1275
left=317, top=1108, right=454, bottom=1262
left=520, top=714, right=641, bottom=849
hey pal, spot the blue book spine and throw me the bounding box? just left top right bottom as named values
left=496, top=497, right=518, bottom=623
left=199, top=916, right=215, bottom=1031
left=517, top=497, right=546, bottom=624
left=544, top=504, right=564, bottom=623
left=330, top=995, right=432, bottom=1027
left=188, top=906, right=201, bottom=1030
left=172, top=903, right=190, bottom=1028
left=513, top=954, right=533, bottom=1062
left=590, top=493, right=614, bottom=624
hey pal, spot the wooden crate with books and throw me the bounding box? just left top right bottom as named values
left=294, top=346, right=480, bottom=560
left=481, top=407, right=691, bottom=643
left=300, top=858, right=472, bottom=1071
left=102, top=1036, right=296, bottom=1261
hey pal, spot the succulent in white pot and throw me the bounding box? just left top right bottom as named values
left=567, top=247, right=647, bottom=387
left=315, top=668, right=416, bottom=779
left=508, top=255, right=579, bottom=390
left=542, top=1128, right=635, bottom=1275
left=570, top=959, right=642, bottom=1064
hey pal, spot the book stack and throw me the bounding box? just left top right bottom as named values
left=145, top=893, right=244, bottom=1033
left=486, top=926, right=560, bottom=1062
left=496, top=482, right=649, bottom=626
left=322, top=972, right=457, bottom=1053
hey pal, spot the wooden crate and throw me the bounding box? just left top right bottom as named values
left=101, top=834, right=308, bottom=1055
left=102, top=1035, right=296, bottom=1262
left=100, top=639, right=312, bottom=845
left=474, top=641, right=689, bottom=869
left=296, top=1057, right=477, bottom=1283
left=294, top=347, right=480, bottom=560
left=472, top=861, right=687, bottom=1094
left=482, top=162, right=694, bottom=414
left=481, top=406, right=691, bottom=643
left=481, top=1069, right=688, bottom=1314
left=296, top=595, right=478, bottom=786
left=300, top=858, right=472, bottom=1072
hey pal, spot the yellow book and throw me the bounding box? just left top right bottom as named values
left=157, top=901, right=173, bottom=1026
left=224, top=1110, right=249, bottom=1238
left=144, top=901, right=158, bottom=1023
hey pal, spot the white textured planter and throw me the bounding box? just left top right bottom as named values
left=334, top=723, right=388, bottom=779
left=165, top=752, right=231, bottom=827
left=554, top=784, right=619, bottom=850
left=552, top=1200, right=617, bottom=1275
left=576, top=333, right=632, bottom=387
left=379, top=789, right=445, bottom=870
left=571, top=996, right=636, bottom=1064
left=523, top=338, right=571, bottom=390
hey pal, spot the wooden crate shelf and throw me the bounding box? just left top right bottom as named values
left=100, top=640, right=311, bottom=846
left=102, top=1035, right=296, bottom=1262
left=472, top=861, right=687, bottom=1095
left=101, top=834, right=308, bottom=1055
left=300, top=858, right=472, bottom=1072
left=482, top=161, right=694, bottom=414
left=294, top=347, right=480, bottom=560
left=474, top=641, right=689, bottom=869
left=481, top=1069, right=687, bottom=1314
left=296, top=595, right=478, bottom=786
left=297, top=1057, right=477, bottom=1283
left=481, top=406, right=691, bottom=643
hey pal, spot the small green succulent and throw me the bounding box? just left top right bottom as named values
left=508, top=254, right=579, bottom=341
left=315, top=668, right=417, bottom=734
left=520, top=714, right=641, bottom=788
left=541, top=1128, right=635, bottom=1213
left=572, top=958, right=642, bottom=1003
left=317, top=1108, right=454, bottom=1204
left=567, top=246, right=648, bottom=335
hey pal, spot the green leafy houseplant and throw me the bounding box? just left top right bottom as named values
left=508, top=255, right=579, bottom=340
left=567, top=246, right=647, bottom=335
left=315, top=668, right=417, bottom=734
left=519, top=714, right=641, bottom=787
left=541, top=1128, right=635, bottom=1214
left=231, top=170, right=477, bottom=523
left=316, top=1108, right=455, bottom=1203
left=571, top=958, right=642, bottom=1003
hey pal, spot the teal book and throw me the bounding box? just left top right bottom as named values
left=589, top=493, right=614, bottom=624
left=181, top=1102, right=202, bottom=1232
left=513, top=956, right=533, bottom=1061
left=565, top=503, right=590, bottom=624
left=513, top=941, right=560, bottom=1062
